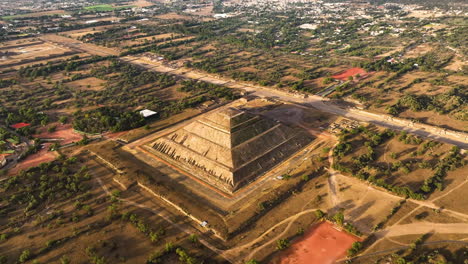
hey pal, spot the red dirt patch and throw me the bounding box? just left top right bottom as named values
left=275, top=221, right=359, bottom=264
left=8, top=144, right=57, bottom=175
left=332, top=68, right=367, bottom=81
left=34, top=123, right=82, bottom=145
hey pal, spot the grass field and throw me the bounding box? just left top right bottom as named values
left=83, top=4, right=135, bottom=12
left=1, top=10, right=67, bottom=20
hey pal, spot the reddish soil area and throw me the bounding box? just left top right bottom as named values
left=332, top=68, right=367, bottom=81
left=34, top=123, right=82, bottom=144
left=276, top=222, right=359, bottom=264
left=8, top=143, right=57, bottom=175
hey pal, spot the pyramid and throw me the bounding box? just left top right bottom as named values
left=151, top=106, right=313, bottom=193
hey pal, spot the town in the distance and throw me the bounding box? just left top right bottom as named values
left=0, top=0, right=467, bottom=263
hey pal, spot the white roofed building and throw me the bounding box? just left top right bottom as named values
left=140, top=109, right=158, bottom=118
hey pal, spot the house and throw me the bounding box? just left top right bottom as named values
left=10, top=122, right=30, bottom=129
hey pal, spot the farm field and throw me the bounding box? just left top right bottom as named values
left=0, top=42, right=77, bottom=69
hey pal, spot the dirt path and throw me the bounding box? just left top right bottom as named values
left=375, top=222, right=468, bottom=238
left=326, top=143, right=340, bottom=208
left=40, top=34, right=119, bottom=56
left=430, top=174, right=468, bottom=203
left=225, top=208, right=318, bottom=261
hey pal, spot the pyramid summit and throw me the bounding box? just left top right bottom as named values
left=151, top=104, right=313, bottom=193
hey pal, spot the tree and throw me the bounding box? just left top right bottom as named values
left=165, top=242, right=174, bottom=252
left=59, top=116, right=68, bottom=124
left=189, top=234, right=198, bottom=244
left=19, top=250, right=31, bottom=263
left=323, top=77, right=334, bottom=85
left=78, top=135, right=90, bottom=146
left=347, top=241, right=362, bottom=256
left=47, top=125, right=57, bottom=133
left=60, top=255, right=71, bottom=264
left=149, top=231, right=160, bottom=243
left=276, top=239, right=290, bottom=250
left=314, top=209, right=325, bottom=219
left=333, top=210, right=344, bottom=226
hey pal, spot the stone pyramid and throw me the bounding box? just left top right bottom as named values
left=151, top=106, right=313, bottom=193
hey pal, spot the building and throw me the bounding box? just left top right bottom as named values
left=150, top=105, right=313, bottom=193
left=10, top=122, right=30, bottom=129
left=139, top=109, right=158, bottom=118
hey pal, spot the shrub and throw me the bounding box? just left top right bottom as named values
left=333, top=211, right=344, bottom=226
left=347, top=241, right=363, bottom=256
left=314, top=209, right=325, bottom=219
left=19, top=250, right=31, bottom=263
left=276, top=239, right=290, bottom=250
left=188, top=234, right=198, bottom=244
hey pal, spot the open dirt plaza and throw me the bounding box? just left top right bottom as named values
left=7, top=143, right=57, bottom=176
left=0, top=41, right=77, bottom=69
left=34, top=123, right=83, bottom=145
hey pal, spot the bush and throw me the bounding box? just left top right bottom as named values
left=19, top=250, right=31, bottom=263
left=188, top=234, right=198, bottom=244
left=276, top=239, right=290, bottom=250
left=347, top=241, right=362, bottom=256
left=73, top=107, right=146, bottom=134
left=333, top=211, right=344, bottom=226
left=323, top=77, right=334, bottom=85
left=314, top=209, right=325, bottom=219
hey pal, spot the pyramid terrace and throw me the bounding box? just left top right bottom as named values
left=150, top=104, right=313, bottom=193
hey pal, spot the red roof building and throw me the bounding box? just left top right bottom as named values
left=10, top=123, right=31, bottom=129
